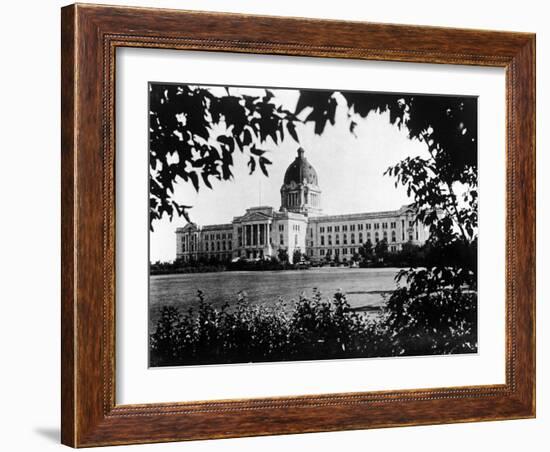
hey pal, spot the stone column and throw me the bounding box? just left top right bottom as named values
left=266, top=223, right=270, bottom=256
left=258, top=224, right=262, bottom=246
left=260, top=223, right=265, bottom=246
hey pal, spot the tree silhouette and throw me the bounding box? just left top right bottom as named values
left=359, top=239, right=374, bottom=263
left=277, top=248, right=289, bottom=263
left=374, top=238, right=389, bottom=261
left=149, top=84, right=300, bottom=230
left=292, top=249, right=304, bottom=264
left=292, top=89, right=478, bottom=351
left=150, top=85, right=477, bottom=236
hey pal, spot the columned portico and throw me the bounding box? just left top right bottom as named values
left=234, top=208, right=277, bottom=260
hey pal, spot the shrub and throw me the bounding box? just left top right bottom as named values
left=150, top=286, right=477, bottom=366
left=384, top=267, right=478, bottom=356
left=150, top=290, right=378, bottom=366
left=150, top=287, right=477, bottom=366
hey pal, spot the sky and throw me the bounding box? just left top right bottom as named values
left=150, top=86, right=428, bottom=262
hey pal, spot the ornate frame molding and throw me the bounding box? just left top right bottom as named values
left=61, top=4, right=535, bottom=447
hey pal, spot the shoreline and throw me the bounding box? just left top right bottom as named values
left=150, top=264, right=406, bottom=276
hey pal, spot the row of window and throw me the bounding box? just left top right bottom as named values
left=284, top=192, right=320, bottom=207
left=276, top=224, right=301, bottom=232
left=183, top=220, right=417, bottom=243
left=203, top=232, right=233, bottom=241
left=279, top=234, right=299, bottom=246
left=182, top=222, right=418, bottom=253
left=320, top=231, right=399, bottom=245
left=319, top=248, right=358, bottom=256
left=179, top=253, right=232, bottom=263
left=181, top=239, right=233, bottom=253
left=319, top=244, right=399, bottom=256
left=318, top=220, right=415, bottom=234
left=204, top=241, right=232, bottom=252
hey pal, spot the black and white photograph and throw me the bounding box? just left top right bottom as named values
left=148, top=82, right=478, bottom=367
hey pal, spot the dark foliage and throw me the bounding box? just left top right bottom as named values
left=294, top=90, right=479, bottom=339
left=150, top=256, right=307, bottom=274
left=149, top=84, right=476, bottom=231
left=385, top=270, right=477, bottom=355
left=149, top=84, right=299, bottom=230
left=296, top=89, right=479, bottom=357
left=358, top=239, right=374, bottom=262
left=374, top=239, right=389, bottom=260
left=277, top=248, right=289, bottom=263
left=150, top=290, right=477, bottom=367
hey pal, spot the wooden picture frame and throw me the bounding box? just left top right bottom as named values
left=61, top=3, right=536, bottom=447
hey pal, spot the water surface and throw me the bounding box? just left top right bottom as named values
left=149, top=267, right=400, bottom=327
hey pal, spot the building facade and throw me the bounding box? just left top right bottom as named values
left=176, top=148, right=429, bottom=263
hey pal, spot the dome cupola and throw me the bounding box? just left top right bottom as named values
left=280, top=148, right=322, bottom=216
left=283, top=147, right=319, bottom=186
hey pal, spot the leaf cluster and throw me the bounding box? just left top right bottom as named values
left=149, top=85, right=301, bottom=229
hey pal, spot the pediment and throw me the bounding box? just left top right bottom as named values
left=181, top=222, right=198, bottom=232
left=238, top=211, right=272, bottom=223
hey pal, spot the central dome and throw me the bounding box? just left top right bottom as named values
left=283, top=148, right=318, bottom=186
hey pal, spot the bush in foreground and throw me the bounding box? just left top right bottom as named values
left=150, top=288, right=477, bottom=367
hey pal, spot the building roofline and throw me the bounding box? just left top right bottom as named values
left=176, top=205, right=415, bottom=233
left=308, top=205, right=414, bottom=222
left=246, top=205, right=274, bottom=211
left=175, top=222, right=232, bottom=233
left=201, top=223, right=233, bottom=231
